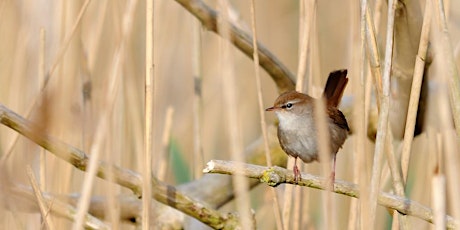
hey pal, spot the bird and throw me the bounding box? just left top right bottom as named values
left=266, top=69, right=349, bottom=184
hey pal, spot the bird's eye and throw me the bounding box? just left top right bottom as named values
left=285, top=103, right=293, bottom=109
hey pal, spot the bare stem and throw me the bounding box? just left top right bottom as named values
left=401, top=0, right=432, bottom=183
left=368, top=0, right=397, bottom=226
left=144, top=0, right=154, bottom=228
left=249, top=1, right=283, bottom=229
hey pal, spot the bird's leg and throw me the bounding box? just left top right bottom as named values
left=293, top=157, right=301, bottom=183
left=328, top=155, right=337, bottom=191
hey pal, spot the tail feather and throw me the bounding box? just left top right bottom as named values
left=323, top=69, right=348, bottom=108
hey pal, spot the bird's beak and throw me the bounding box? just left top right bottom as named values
left=265, top=106, right=275, bottom=111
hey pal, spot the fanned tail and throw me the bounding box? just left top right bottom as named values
left=323, top=69, right=348, bottom=108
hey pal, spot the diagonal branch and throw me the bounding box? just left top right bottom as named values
left=0, top=104, right=238, bottom=229
left=174, top=0, right=295, bottom=93
left=203, top=160, right=458, bottom=229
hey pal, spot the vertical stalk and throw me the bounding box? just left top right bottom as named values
left=143, top=0, right=154, bottom=228
left=249, top=1, right=283, bottom=229
left=368, top=0, right=396, bottom=226
left=219, top=1, right=253, bottom=228
left=401, top=0, right=432, bottom=183
left=357, top=0, right=371, bottom=229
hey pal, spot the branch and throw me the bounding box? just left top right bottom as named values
left=0, top=104, right=238, bottom=229
left=1, top=183, right=189, bottom=228
left=2, top=184, right=109, bottom=230
left=203, top=160, right=458, bottom=229
left=173, top=0, right=295, bottom=93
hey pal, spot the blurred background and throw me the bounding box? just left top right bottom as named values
left=1, top=0, right=460, bottom=229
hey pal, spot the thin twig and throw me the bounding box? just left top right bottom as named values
left=250, top=0, right=271, bottom=169
left=48, top=0, right=91, bottom=79
left=157, top=107, right=174, bottom=180
left=365, top=5, right=383, bottom=102
left=4, top=182, right=182, bottom=228
left=295, top=0, right=313, bottom=93
left=38, top=28, right=47, bottom=192
left=282, top=0, right=313, bottom=228
left=292, top=4, right=311, bottom=228
left=314, top=97, right=333, bottom=229
left=26, top=166, right=56, bottom=230
left=203, top=160, right=458, bottom=229
left=401, top=0, right=432, bottom=183
left=73, top=55, right=121, bottom=230
left=192, top=16, right=204, bottom=179
left=368, top=0, right=397, bottom=226
left=10, top=184, right=109, bottom=229
left=219, top=0, right=254, bottom=228
left=249, top=1, right=283, bottom=229
left=358, top=0, right=371, bottom=228
left=144, top=0, right=154, bottom=228
left=72, top=1, right=137, bottom=228
left=385, top=126, right=408, bottom=229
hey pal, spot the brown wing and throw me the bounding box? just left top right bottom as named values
left=327, top=107, right=349, bottom=131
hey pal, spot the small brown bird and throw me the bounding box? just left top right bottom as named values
left=266, top=69, right=349, bottom=183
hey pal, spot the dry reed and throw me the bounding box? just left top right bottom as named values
left=0, top=0, right=459, bottom=229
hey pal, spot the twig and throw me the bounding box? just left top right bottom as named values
left=250, top=0, right=271, bottom=169
left=192, top=14, right=204, bottom=180
left=295, top=0, right=314, bottom=92
left=3, top=183, right=181, bottom=227
left=144, top=0, right=154, bottom=228
left=364, top=5, right=383, bottom=101
left=368, top=0, right=397, bottom=226
left=401, top=0, right=432, bottom=183
left=73, top=57, right=120, bottom=230
left=203, top=160, right=458, bottom=229
left=38, top=28, right=47, bottom=192
left=249, top=1, right=283, bottom=229
left=157, top=107, right=174, bottom=180
left=10, top=182, right=109, bottom=229
left=48, top=0, right=92, bottom=79
left=385, top=126, right=408, bottom=228
left=219, top=1, right=254, bottom=228
left=358, top=0, right=371, bottom=229
left=174, top=0, right=295, bottom=93
left=26, top=166, right=56, bottom=230
left=0, top=103, right=238, bottom=229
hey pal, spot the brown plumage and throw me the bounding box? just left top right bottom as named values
left=266, top=69, right=349, bottom=183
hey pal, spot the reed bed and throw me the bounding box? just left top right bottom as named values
left=0, top=0, right=459, bottom=229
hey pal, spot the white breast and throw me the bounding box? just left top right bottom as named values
left=275, top=109, right=318, bottom=162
